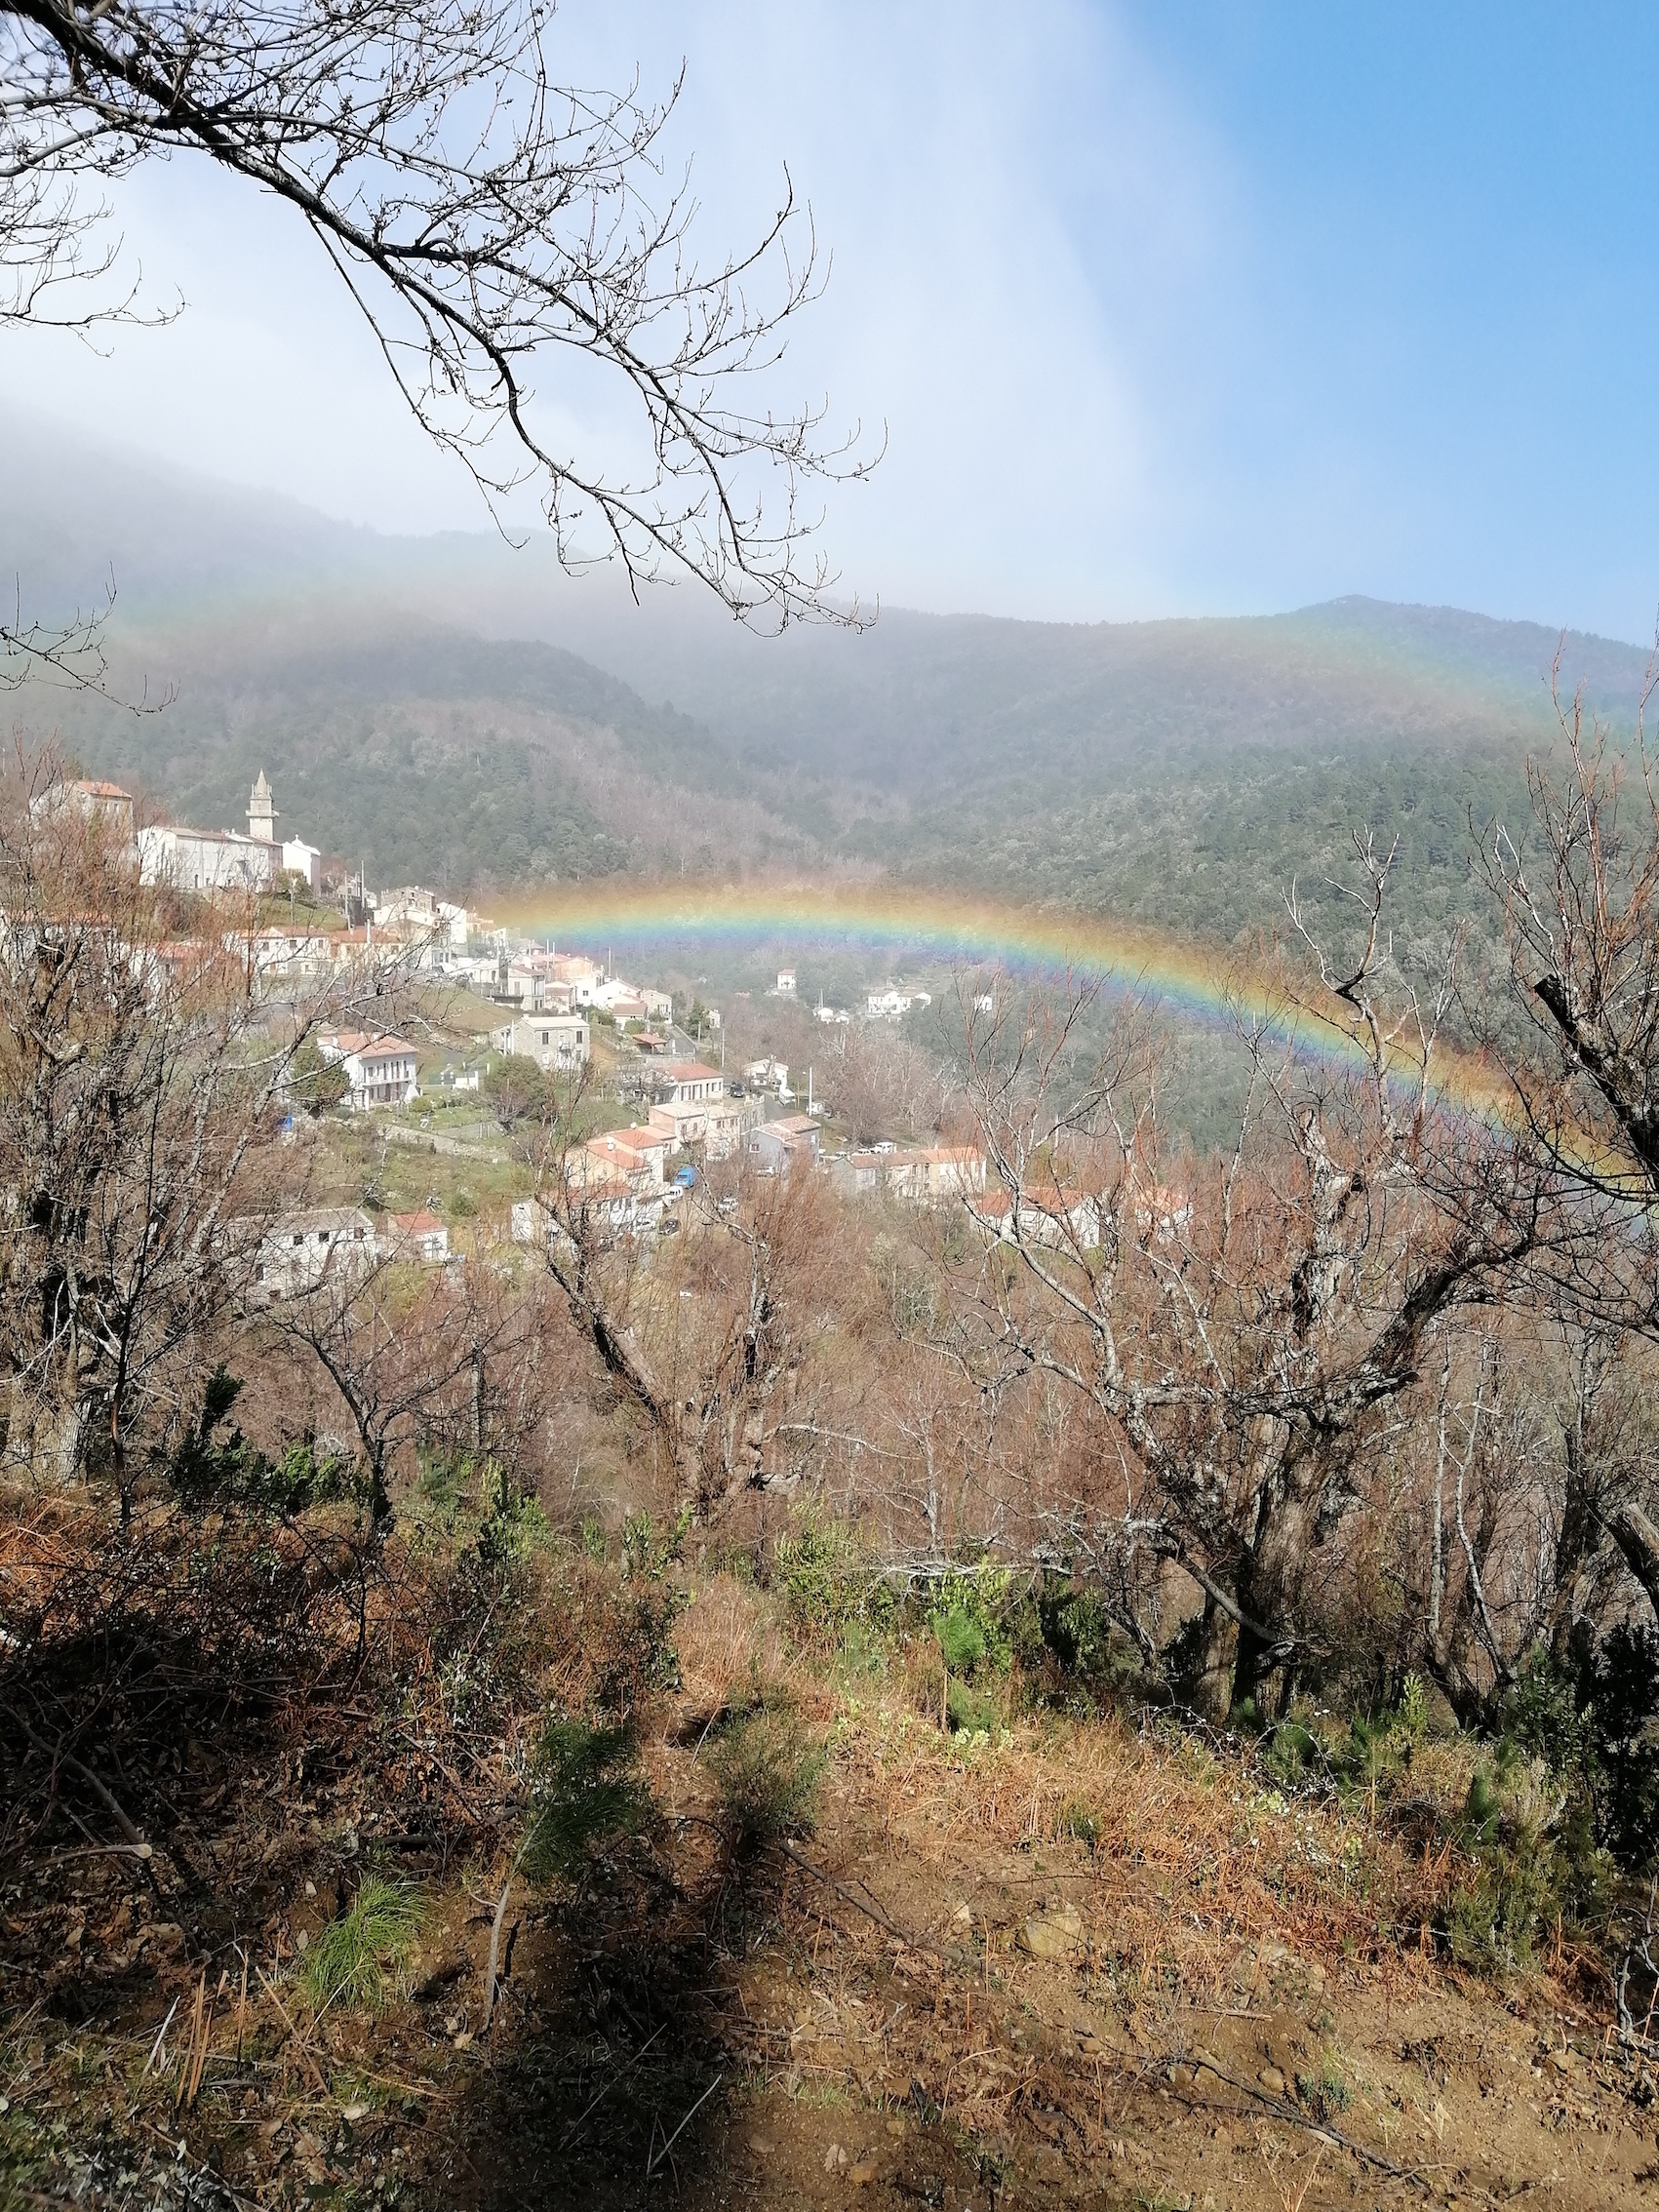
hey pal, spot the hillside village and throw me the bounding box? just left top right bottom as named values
left=68, top=770, right=1026, bottom=1272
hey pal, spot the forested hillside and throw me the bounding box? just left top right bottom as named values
left=7, top=408, right=1651, bottom=936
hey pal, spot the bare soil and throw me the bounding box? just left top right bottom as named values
left=5, top=1685, right=1656, bottom=2212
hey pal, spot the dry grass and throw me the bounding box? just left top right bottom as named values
left=672, top=1573, right=810, bottom=1722
left=833, top=1700, right=1449, bottom=2001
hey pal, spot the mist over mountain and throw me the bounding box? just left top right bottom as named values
left=4, top=407, right=1649, bottom=933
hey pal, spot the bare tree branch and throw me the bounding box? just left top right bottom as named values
left=0, top=0, right=879, bottom=623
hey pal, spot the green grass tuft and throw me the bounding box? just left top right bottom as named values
left=301, top=1877, right=424, bottom=2012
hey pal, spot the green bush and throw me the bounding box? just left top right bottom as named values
left=925, top=1566, right=1014, bottom=1679
left=1059, top=1796, right=1102, bottom=1851
left=289, top=1035, right=349, bottom=1118
left=1261, top=1720, right=1319, bottom=1790
left=707, top=1702, right=827, bottom=1851
left=302, top=1878, right=423, bottom=2011
left=776, top=1521, right=893, bottom=1642
left=621, top=1505, right=692, bottom=1581
left=935, top=1605, right=987, bottom=1678
left=1580, top=1623, right=1659, bottom=1868
left=520, top=1718, right=651, bottom=1885
left=1295, top=2053, right=1352, bottom=2124
left=579, top=1516, right=608, bottom=1561
left=945, top=1678, right=1001, bottom=1735
left=1446, top=1846, right=1560, bottom=1970
left=477, top=1490, right=552, bottom=1564
left=169, top=1370, right=355, bottom=1516
left=1036, top=1578, right=1141, bottom=1690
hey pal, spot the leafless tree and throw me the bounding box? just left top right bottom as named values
left=823, top=1020, right=953, bottom=1143
left=1, top=0, right=876, bottom=621
left=256, top=1232, right=533, bottom=1529
left=1474, top=648, right=1659, bottom=1602
left=955, top=843, right=1555, bottom=1718
left=525, top=1090, right=860, bottom=1524
left=1478, top=652, right=1659, bottom=1200
left=0, top=748, right=366, bottom=1519
left=1, top=577, right=174, bottom=713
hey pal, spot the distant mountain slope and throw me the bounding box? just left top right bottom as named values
left=511, top=591, right=1650, bottom=801
left=5, top=408, right=1652, bottom=931
left=39, top=607, right=824, bottom=892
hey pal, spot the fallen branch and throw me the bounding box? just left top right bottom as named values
left=645, top=2069, right=724, bottom=2178
left=46, top=1838, right=154, bottom=1864
left=559, top=2020, right=665, bottom=2151
left=1187, top=2053, right=1408, bottom=2182
left=770, top=1837, right=941, bottom=1961
left=20, top=1719, right=145, bottom=1846
left=482, top=1876, right=512, bottom=2033
left=140, top=1994, right=180, bottom=2081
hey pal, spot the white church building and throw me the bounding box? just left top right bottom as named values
left=138, top=770, right=322, bottom=894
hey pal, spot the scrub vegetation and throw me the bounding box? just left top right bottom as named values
left=9, top=690, right=1659, bottom=2207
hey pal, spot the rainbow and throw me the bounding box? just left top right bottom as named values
left=498, top=877, right=1511, bottom=1119
left=503, top=880, right=1226, bottom=1012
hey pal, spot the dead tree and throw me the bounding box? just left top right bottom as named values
left=1475, top=646, right=1659, bottom=1607
left=528, top=1096, right=845, bottom=1522
left=957, top=842, right=1552, bottom=1718
left=257, top=1238, right=519, bottom=1530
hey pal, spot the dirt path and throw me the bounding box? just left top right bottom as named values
left=6, top=1714, right=1654, bottom=2209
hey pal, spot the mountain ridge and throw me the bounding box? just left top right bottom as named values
left=5, top=409, right=1650, bottom=928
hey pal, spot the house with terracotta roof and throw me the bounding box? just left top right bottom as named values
left=655, top=1060, right=725, bottom=1105
left=318, top=1030, right=419, bottom=1110
left=749, top=1112, right=823, bottom=1175
left=967, top=1186, right=1105, bottom=1252
left=65, top=779, right=137, bottom=839
left=827, top=1144, right=984, bottom=1205
left=387, top=1210, right=450, bottom=1264
left=236, top=924, right=333, bottom=980
left=918, top=1146, right=987, bottom=1199
left=1132, top=1182, right=1194, bottom=1243
left=582, top=1126, right=672, bottom=1187
left=649, top=1093, right=746, bottom=1159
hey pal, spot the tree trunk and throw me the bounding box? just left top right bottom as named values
left=1232, top=1472, right=1320, bottom=1718
left=1186, top=1593, right=1237, bottom=1722
left=1608, top=1499, right=1659, bottom=1621
left=368, top=1439, right=392, bottom=1532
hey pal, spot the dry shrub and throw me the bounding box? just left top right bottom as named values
left=672, top=1573, right=811, bottom=1723
left=533, top=1551, right=691, bottom=1720
left=837, top=1707, right=1451, bottom=1995
left=707, top=1700, right=828, bottom=1851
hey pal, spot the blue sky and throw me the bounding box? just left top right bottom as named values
left=3, top=2, right=1656, bottom=635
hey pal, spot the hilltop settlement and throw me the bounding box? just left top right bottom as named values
left=68, top=769, right=1011, bottom=1263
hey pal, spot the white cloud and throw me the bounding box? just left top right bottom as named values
left=0, top=2, right=1248, bottom=616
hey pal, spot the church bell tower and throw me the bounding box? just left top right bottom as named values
left=248, top=769, right=278, bottom=846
